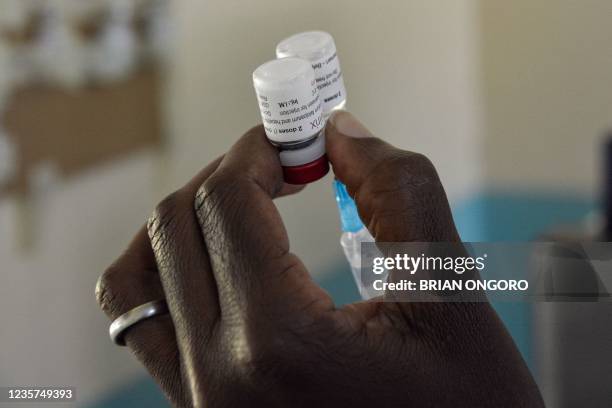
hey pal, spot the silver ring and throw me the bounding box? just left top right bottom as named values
left=109, top=300, right=169, bottom=346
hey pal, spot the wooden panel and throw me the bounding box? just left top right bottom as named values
left=1, top=67, right=163, bottom=195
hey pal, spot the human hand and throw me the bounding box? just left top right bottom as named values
left=96, top=111, right=543, bottom=407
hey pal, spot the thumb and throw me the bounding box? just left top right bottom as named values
left=326, top=111, right=460, bottom=242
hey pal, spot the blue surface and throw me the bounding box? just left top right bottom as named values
left=453, top=190, right=595, bottom=368
left=454, top=190, right=595, bottom=242
left=88, top=378, right=169, bottom=408
left=90, top=190, right=595, bottom=407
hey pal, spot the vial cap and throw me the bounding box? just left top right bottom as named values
left=276, top=31, right=336, bottom=61
left=283, top=155, right=329, bottom=185
left=333, top=179, right=365, bottom=233
left=253, top=57, right=314, bottom=91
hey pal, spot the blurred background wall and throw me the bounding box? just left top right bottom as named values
left=465, top=0, right=611, bottom=377
left=0, top=0, right=610, bottom=407
left=480, top=0, right=612, bottom=195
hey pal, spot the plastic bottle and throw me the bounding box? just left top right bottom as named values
left=333, top=180, right=385, bottom=299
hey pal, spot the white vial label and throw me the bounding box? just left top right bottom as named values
left=276, top=31, right=347, bottom=115
left=253, top=58, right=324, bottom=145
left=310, top=51, right=346, bottom=114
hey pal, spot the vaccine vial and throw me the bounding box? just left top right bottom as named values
left=277, top=32, right=379, bottom=299
left=276, top=31, right=347, bottom=118
left=252, top=57, right=329, bottom=185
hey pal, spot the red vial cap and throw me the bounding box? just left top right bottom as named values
left=282, top=155, right=329, bottom=185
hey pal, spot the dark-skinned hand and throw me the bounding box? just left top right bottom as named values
left=96, top=111, right=544, bottom=407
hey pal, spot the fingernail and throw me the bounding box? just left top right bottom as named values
left=328, top=111, right=373, bottom=138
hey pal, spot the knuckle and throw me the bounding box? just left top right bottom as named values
left=363, top=153, right=436, bottom=205
left=147, top=190, right=196, bottom=257
left=195, top=170, right=246, bottom=229
left=194, top=171, right=249, bottom=264
left=406, top=151, right=436, bottom=173
left=392, top=152, right=439, bottom=187
left=147, top=191, right=182, bottom=238
left=148, top=189, right=202, bottom=274
left=237, top=318, right=339, bottom=383
left=95, top=264, right=125, bottom=318
left=360, top=151, right=454, bottom=241
left=196, top=170, right=235, bottom=205
left=236, top=329, right=287, bottom=377
left=194, top=176, right=216, bottom=218
left=96, top=258, right=167, bottom=320
left=221, top=309, right=341, bottom=387
left=220, top=309, right=298, bottom=375
left=359, top=149, right=441, bottom=204
left=375, top=151, right=442, bottom=199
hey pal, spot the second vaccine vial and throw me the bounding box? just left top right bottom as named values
left=276, top=31, right=347, bottom=117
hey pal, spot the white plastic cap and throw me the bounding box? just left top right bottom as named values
left=252, top=57, right=324, bottom=147
left=276, top=31, right=336, bottom=61
left=253, top=57, right=313, bottom=92
left=276, top=31, right=346, bottom=115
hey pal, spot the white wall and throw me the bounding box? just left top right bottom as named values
left=0, top=153, right=160, bottom=407
left=479, top=0, right=612, bottom=196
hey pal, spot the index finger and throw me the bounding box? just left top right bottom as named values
left=194, top=125, right=333, bottom=317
